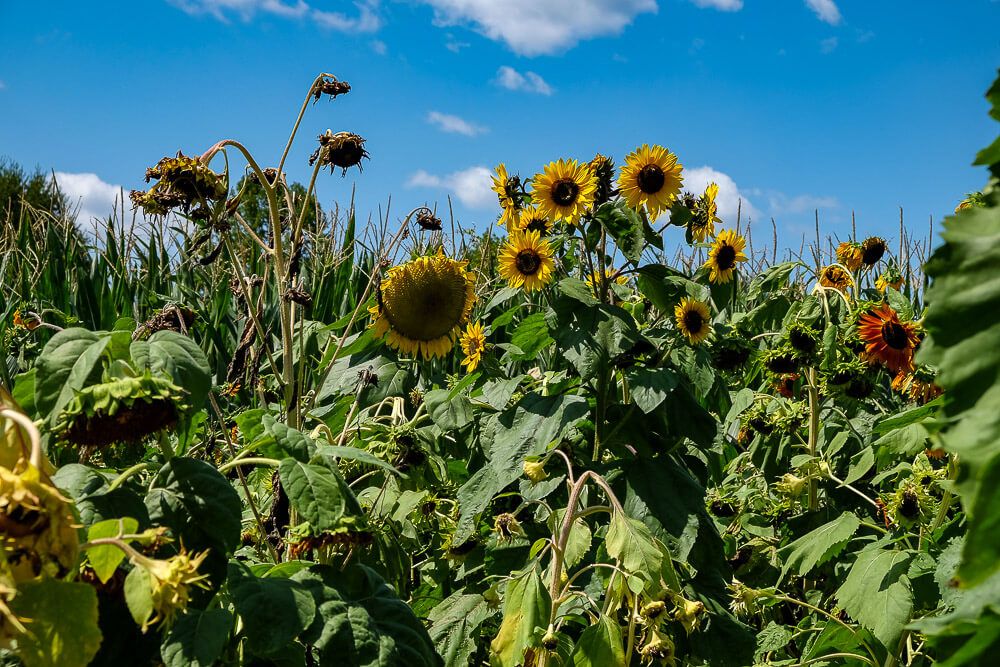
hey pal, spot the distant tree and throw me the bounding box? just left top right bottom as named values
left=0, top=158, right=69, bottom=225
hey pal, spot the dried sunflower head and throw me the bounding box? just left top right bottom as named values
left=310, top=131, right=369, bottom=175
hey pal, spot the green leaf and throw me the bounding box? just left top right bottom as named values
left=490, top=565, right=550, bottom=667
left=320, top=354, right=416, bottom=408
left=292, top=563, right=442, bottom=667
left=836, top=547, right=915, bottom=647
left=34, top=327, right=104, bottom=423
left=594, top=200, right=645, bottom=263
left=8, top=578, right=102, bottom=667
left=85, top=517, right=139, bottom=583
left=314, top=444, right=400, bottom=476
left=124, top=564, right=155, bottom=627
left=279, top=457, right=363, bottom=532
left=547, top=298, right=639, bottom=382
left=428, top=592, right=492, bottom=667
left=755, top=622, right=793, bottom=657
left=548, top=509, right=593, bottom=569
left=778, top=512, right=861, bottom=578
left=131, top=330, right=212, bottom=411
left=627, top=367, right=679, bottom=413
left=508, top=312, right=554, bottom=360
left=228, top=561, right=317, bottom=656
left=259, top=414, right=317, bottom=462
left=161, top=609, right=233, bottom=667
left=606, top=513, right=663, bottom=585
left=425, top=388, right=475, bottom=431
left=571, top=615, right=626, bottom=667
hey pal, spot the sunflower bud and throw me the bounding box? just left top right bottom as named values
left=673, top=596, right=706, bottom=635
left=133, top=548, right=210, bottom=631
left=541, top=627, right=559, bottom=651
left=587, top=154, right=616, bottom=207
left=639, top=628, right=676, bottom=666
left=641, top=600, right=667, bottom=620
left=775, top=473, right=807, bottom=497
left=493, top=513, right=521, bottom=541
left=309, top=130, right=369, bottom=176
left=727, top=579, right=765, bottom=617
left=522, top=460, right=548, bottom=484
left=0, top=466, right=79, bottom=582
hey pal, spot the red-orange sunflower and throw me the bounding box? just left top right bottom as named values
left=856, top=304, right=920, bottom=374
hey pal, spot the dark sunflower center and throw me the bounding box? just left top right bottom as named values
left=552, top=179, right=579, bottom=206
left=525, top=218, right=548, bottom=234
left=637, top=164, right=666, bottom=194
left=881, top=322, right=910, bottom=350
left=862, top=241, right=886, bottom=265
left=716, top=244, right=737, bottom=270
left=382, top=262, right=468, bottom=342
left=0, top=506, right=49, bottom=538
left=683, top=310, right=704, bottom=333
left=515, top=250, right=542, bottom=276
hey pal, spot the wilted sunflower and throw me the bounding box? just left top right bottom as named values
left=674, top=298, right=712, bottom=344
left=618, top=144, right=683, bottom=220
left=704, top=230, right=748, bottom=284
left=856, top=303, right=920, bottom=374
left=876, top=264, right=904, bottom=292
left=531, top=159, right=597, bottom=226
left=712, top=335, right=753, bottom=371
left=498, top=230, right=555, bottom=292
left=836, top=242, right=863, bottom=272
left=370, top=253, right=476, bottom=360
left=129, top=547, right=211, bottom=631
left=459, top=321, right=486, bottom=373
left=689, top=183, right=721, bottom=242
left=860, top=236, right=888, bottom=267
left=516, top=206, right=551, bottom=235
left=818, top=265, right=853, bottom=291
left=491, top=163, right=523, bottom=228
left=763, top=347, right=798, bottom=374
left=892, top=366, right=942, bottom=404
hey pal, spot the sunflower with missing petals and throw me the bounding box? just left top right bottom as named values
left=856, top=303, right=921, bottom=374
left=704, top=230, right=748, bottom=284
left=675, top=298, right=712, bottom=344
left=459, top=321, right=486, bottom=373
left=876, top=264, right=904, bottom=292
left=618, top=144, right=683, bottom=220
left=491, top=163, right=523, bottom=228
left=860, top=236, right=888, bottom=267
left=370, top=252, right=476, bottom=360
left=516, top=206, right=551, bottom=235
left=689, top=183, right=722, bottom=243
left=819, top=265, right=853, bottom=291
left=836, top=242, right=863, bottom=272
left=531, top=159, right=597, bottom=226
left=499, top=230, right=555, bottom=292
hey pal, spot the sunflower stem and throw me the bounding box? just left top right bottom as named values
left=157, top=431, right=174, bottom=461
left=806, top=367, right=820, bottom=511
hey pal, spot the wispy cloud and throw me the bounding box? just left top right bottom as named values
left=417, top=0, right=656, bottom=57
left=444, top=33, right=470, bottom=52
left=804, top=0, right=841, bottom=25
left=407, top=166, right=494, bottom=208
left=683, top=166, right=761, bottom=223
left=495, top=66, right=553, bottom=95
left=820, top=36, right=838, bottom=54
left=766, top=192, right=839, bottom=215
left=427, top=111, right=487, bottom=136
left=690, top=0, right=743, bottom=11
left=370, top=39, right=387, bottom=54
left=168, top=0, right=382, bottom=32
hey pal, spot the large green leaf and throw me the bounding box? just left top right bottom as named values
left=428, top=592, right=492, bottom=667
left=279, top=457, right=363, bottom=532
left=546, top=298, right=639, bottom=382
left=490, top=565, right=550, bottom=667
left=571, top=615, right=625, bottom=667
left=292, top=563, right=442, bottom=667
left=606, top=513, right=663, bottom=588
left=85, top=517, right=139, bottom=583
left=33, top=328, right=105, bottom=423
left=161, top=608, right=234, bottom=667
left=836, top=547, right=915, bottom=647
left=778, top=512, right=860, bottom=578
left=228, top=561, right=317, bottom=656
left=131, top=330, right=212, bottom=411
left=8, top=578, right=102, bottom=667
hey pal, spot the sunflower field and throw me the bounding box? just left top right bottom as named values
left=1, top=70, right=999, bottom=667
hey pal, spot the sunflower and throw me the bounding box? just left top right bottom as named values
left=704, top=230, right=748, bottom=284
left=689, top=183, right=721, bottom=242
left=856, top=303, right=920, bottom=374
left=588, top=153, right=617, bottom=207
left=876, top=264, right=904, bottom=293
left=674, top=298, right=712, bottom=344
left=491, top=163, right=523, bottom=228
left=860, top=236, right=888, bottom=267
left=531, top=159, right=597, bottom=226
left=818, top=265, right=853, bottom=291
left=618, top=144, right=683, bottom=220
left=892, top=367, right=942, bottom=404
left=459, top=321, right=486, bottom=373
left=498, top=230, right=556, bottom=292
left=585, top=268, right=628, bottom=297
left=370, top=252, right=476, bottom=360
left=516, top=206, right=551, bottom=235
left=836, top=242, right=863, bottom=272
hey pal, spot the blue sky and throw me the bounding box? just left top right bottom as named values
left=1, top=0, right=998, bottom=248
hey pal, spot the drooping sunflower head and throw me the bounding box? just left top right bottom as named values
left=860, top=236, right=888, bottom=267
left=491, top=163, right=525, bottom=228
left=531, top=159, right=597, bottom=226
left=711, top=335, right=753, bottom=371
left=618, top=144, right=683, bottom=220
left=892, top=366, right=942, bottom=405
left=786, top=322, right=820, bottom=356
left=823, top=358, right=875, bottom=399
left=137, top=547, right=211, bottom=631
left=703, top=229, right=748, bottom=284
left=370, top=253, right=476, bottom=360
left=516, top=206, right=552, bottom=235
left=588, top=153, right=617, bottom=207
left=498, top=230, right=556, bottom=292
left=688, top=183, right=720, bottom=242
left=836, top=242, right=863, bottom=272
left=876, top=263, right=904, bottom=293
left=763, top=346, right=798, bottom=374
left=818, top=265, right=853, bottom=291
left=674, top=298, right=712, bottom=345
left=856, top=303, right=921, bottom=374
left=459, top=321, right=486, bottom=373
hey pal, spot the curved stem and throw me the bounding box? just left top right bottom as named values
left=0, top=408, right=42, bottom=470
left=217, top=457, right=281, bottom=474
left=108, top=462, right=151, bottom=491
left=276, top=72, right=337, bottom=178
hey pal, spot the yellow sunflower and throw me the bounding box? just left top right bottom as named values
left=876, top=266, right=904, bottom=293
left=459, top=321, right=486, bottom=373
left=516, top=206, right=551, bottom=235
left=498, top=230, right=556, bottom=292
left=491, top=163, right=522, bottom=228
left=618, top=144, right=683, bottom=220
left=370, top=252, right=476, bottom=360
left=674, top=298, right=712, bottom=344
left=836, top=242, right=863, bottom=272
left=531, top=159, right=597, bottom=226
left=585, top=269, right=629, bottom=297
left=818, top=265, right=853, bottom=291
left=689, top=183, right=720, bottom=242
left=703, top=230, right=748, bottom=284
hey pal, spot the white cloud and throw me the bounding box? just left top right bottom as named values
left=820, top=36, right=838, bottom=53
left=406, top=166, right=494, bottom=208
left=766, top=192, right=839, bottom=215
left=52, top=172, right=128, bottom=226
left=417, top=0, right=656, bottom=56
left=168, top=0, right=382, bottom=32
left=804, top=0, right=841, bottom=25
left=690, top=0, right=742, bottom=11
left=427, top=111, right=486, bottom=136
left=444, top=36, right=470, bottom=52
left=495, top=66, right=553, bottom=95
left=682, top=166, right=761, bottom=223
left=371, top=39, right=387, bottom=54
